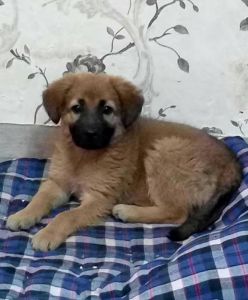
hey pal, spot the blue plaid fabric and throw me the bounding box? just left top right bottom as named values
left=0, top=136, right=248, bottom=300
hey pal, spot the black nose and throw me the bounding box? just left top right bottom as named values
left=84, top=129, right=98, bottom=138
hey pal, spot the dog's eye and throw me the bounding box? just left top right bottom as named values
left=102, top=105, right=113, bottom=115
left=71, top=104, right=81, bottom=114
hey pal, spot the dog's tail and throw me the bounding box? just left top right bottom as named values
left=168, top=188, right=237, bottom=241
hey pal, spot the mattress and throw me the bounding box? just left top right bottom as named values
left=0, top=136, right=247, bottom=300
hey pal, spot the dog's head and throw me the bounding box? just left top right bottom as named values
left=42, top=73, right=144, bottom=150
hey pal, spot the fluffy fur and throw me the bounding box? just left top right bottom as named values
left=6, top=73, right=242, bottom=251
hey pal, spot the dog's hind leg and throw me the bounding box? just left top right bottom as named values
left=112, top=204, right=186, bottom=224
left=6, top=179, right=69, bottom=231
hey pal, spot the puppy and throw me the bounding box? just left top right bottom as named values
left=7, top=73, right=242, bottom=251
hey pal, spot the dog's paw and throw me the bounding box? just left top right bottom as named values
left=32, top=228, right=65, bottom=251
left=112, top=204, right=132, bottom=222
left=6, top=211, right=39, bottom=231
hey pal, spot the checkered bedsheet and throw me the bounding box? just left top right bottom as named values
left=0, top=137, right=248, bottom=300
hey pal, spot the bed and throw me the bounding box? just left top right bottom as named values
left=0, top=136, right=248, bottom=300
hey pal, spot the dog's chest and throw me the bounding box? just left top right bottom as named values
left=68, top=157, right=106, bottom=195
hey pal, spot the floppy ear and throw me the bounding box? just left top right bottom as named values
left=42, top=75, right=74, bottom=124
left=110, top=76, right=144, bottom=128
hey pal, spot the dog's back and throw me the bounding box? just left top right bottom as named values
left=136, top=118, right=242, bottom=240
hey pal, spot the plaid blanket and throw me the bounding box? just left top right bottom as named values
left=0, top=137, right=248, bottom=300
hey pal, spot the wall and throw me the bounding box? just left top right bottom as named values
left=0, top=0, right=248, bottom=136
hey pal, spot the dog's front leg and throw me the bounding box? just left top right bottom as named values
left=7, top=179, right=68, bottom=231
left=32, top=192, right=114, bottom=251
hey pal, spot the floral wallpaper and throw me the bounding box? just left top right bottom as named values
left=0, top=0, right=248, bottom=136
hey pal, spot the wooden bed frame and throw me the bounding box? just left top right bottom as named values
left=0, top=124, right=57, bottom=162
left=0, top=123, right=241, bottom=162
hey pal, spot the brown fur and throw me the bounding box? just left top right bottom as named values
left=6, top=73, right=242, bottom=251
